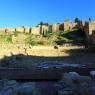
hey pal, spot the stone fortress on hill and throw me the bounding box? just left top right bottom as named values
left=0, top=19, right=95, bottom=44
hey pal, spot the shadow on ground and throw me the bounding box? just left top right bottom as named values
left=0, top=48, right=95, bottom=68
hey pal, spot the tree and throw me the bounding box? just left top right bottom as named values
left=89, top=18, right=91, bottom=21
left=40, top=21, right=43, bottom=25
left=75, top=18, right=80, bottom=23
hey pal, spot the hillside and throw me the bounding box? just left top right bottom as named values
left=0, top=30, right=86, bottom=46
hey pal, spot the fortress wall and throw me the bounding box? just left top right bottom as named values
left=84, top=21, right=95, bottom=44
left=6, top=28, right=15, bottom=33
left=81, top=20, right=85, bottom=26
left=59, top=22, right=77, bottom=31
left=85, top=21, right=95, bottom=36
left=0, top=28, right=6, bottom=33
left=24, top=27, right=31, bottom=33
left=89, top=21, right=95, bottom=35
left=51, top=24, right=59, bottom=32
left=84, top=22, right=90, bottom=41
left=71, top=23, right=77, bottom=29
left=42, top=25, right=49, bottom=32
left=31, top=26, right=40, bottom=35
left=48, top=25, right=52, bottom=32
left=48, top=24, right=59, bottom=32
left=63, top=20, right=71, bottom=31
left=15, top=27, right=24, bottom=32
left=60, top=19, right=78, bottom=32
left=91, top=32, right=95, bottom=44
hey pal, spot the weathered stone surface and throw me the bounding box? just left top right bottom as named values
left=4, top=80, right=18, bottom=87
left=0, top=87, right=14, bottom=95
left=15, top=27, right=24, bottom=32
left=24, top=27, right=30, bottom=33
left=90, top=71, right=95, bottom=81
left=6, top=28, right=15, bottom=33
left=0, top=80, right=56, bottom=95
left=63, top=72, right=80, bottom=84
left=17, top=82, right=35, bottom=95
left=50, top=23, right=59, bottom=32
left=31, top=26, right=40, bottom=35
left=33, top=82, right=56, bottom=95
left=57, top=72, right=95, bottom=95
left=0, top=80, right=18, bottom=95
left=0, top=80, right=5, bottom=91
left=0, top=28, right=6, bottom=33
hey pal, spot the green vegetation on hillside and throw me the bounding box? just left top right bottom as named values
left=24, top=36, right=37, bottom=46
left=0, top=34, right=12, bottom=43
left=0, top=30, right=85, bottom=45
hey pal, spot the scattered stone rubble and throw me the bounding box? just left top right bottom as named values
left=0, top=71, right=94, bottom=95
left=0, top=80, right=55, bottom=95
left=34, top=61, right=86, bottom=69
left=56, top=72, right=95, bottom=95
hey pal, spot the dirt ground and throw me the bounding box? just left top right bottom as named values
left=0, top=44, right=95, bottom=68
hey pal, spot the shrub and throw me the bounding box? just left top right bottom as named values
left=37, top=40, right=46, bottom=45
left=4, top=35, right=12, bottom=43
left=24, top=36, right=37, bottom=46
left=13, top=31, right=21, bottom=37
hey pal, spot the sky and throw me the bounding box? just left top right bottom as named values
left=0, top=0, right=95, bottom=27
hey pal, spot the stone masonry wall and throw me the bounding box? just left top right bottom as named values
left=6, top=28, right=15, bottom=33
left=0, top=28, right=6, bottom=33
left=84, top=21, right=95, bottom=44
left=31, top=26, right=40, bottom=35
left=24, top=26, right=31, bottom=33
left=41, top=25, right=49, bottom=33
left=50, top=24, right=59, bottom=32
left=15, top=27, right=25, bottom=32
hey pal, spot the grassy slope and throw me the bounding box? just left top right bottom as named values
left=0, top=30, right=85, bottom=45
